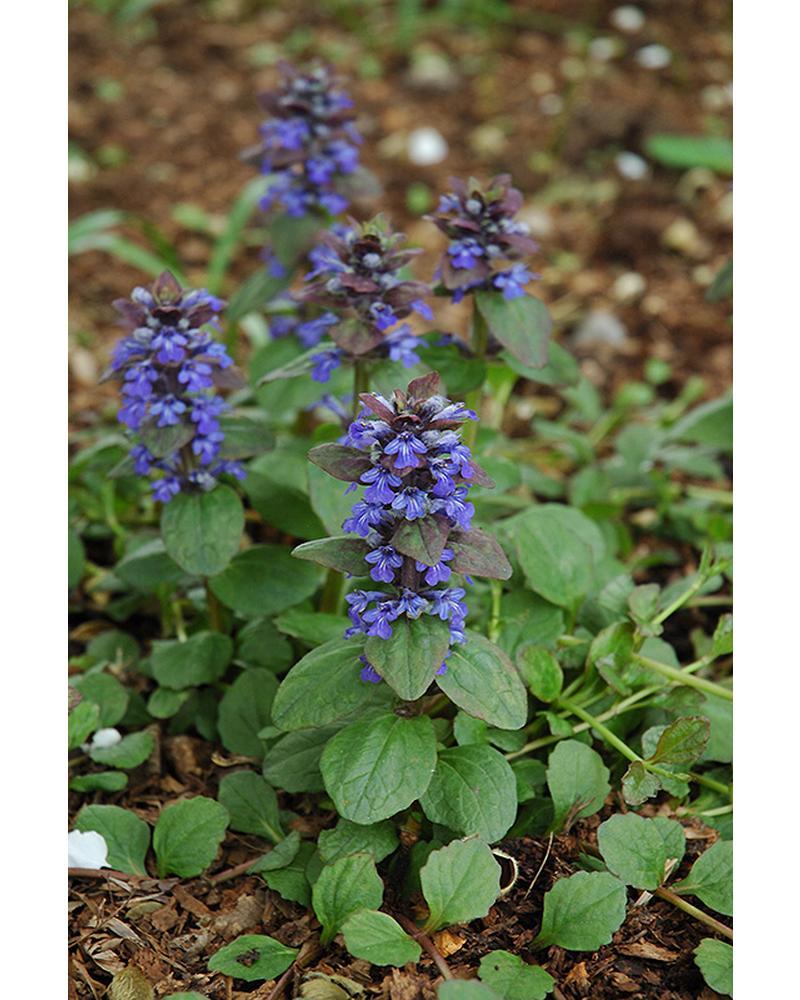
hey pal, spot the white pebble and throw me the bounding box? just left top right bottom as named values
left=612, top=271, right=647, bottom=302
left=573, top=310, right=628, bottom=347
left=610, top=5, right=646, bottom=32
left=636, top=44, right=673, bottom=70
left=407, top=126, right=449, bottom=166
left=615, top=151, right=649, bottom=180
left=539, top=94, right=564, bottom=116
left=588, top=37, right=619, bottom=62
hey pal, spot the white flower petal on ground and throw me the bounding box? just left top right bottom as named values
left=90, top=727, right=122, bottom=750
left=615, top=151, right=649, bottom=180
left=407, top=127, right=448, bottom=166
left=611, top=6, right=646, bottom=33
left=635, top=44, right=673, bottom=70
left=68, top=829, right=109, bottom=869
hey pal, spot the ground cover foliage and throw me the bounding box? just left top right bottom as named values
left=69, top=8, right=732, bottom=999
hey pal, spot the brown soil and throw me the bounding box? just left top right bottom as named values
left=69, top=730, right=729, bottom=999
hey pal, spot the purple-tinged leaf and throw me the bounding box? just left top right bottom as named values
left=292, top=536, right=371, bottom=576
left=407, top=372, right=443, bottom=401
left=359, top=393, right=397, bottom=423
left=449, top=527, right=512, bottom=580
left=466, top=459, right=495, bottom=488
left=308, top=443, right=373, bottom=482
left=331, top=319, right=384, bottom=356
left=391, top=516, right=451, bottom=565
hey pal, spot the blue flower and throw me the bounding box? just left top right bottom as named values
left=492, top=264, right=534, bottom=299
left=359, top=656, right=383, bottom=684
left=365, top=545, right=404, bottom=583
left=130, top=444, right=154, bottom=475
left=192, top=430, right=225, bottom=465
left=342, top=500, right=389, bottom=536
left=448, top=238, right=485, bottom=269
left=296, top=312, right=338, bottom=348
left=150, top=395, right=187, bottom=428
left=178, top=360, right=214, bottom=392
left=152, top=476, right=182, bottom=503
left=311, top=347, right=343, bottom=383
left=430, top=486, right=474, bottom=530
left=360, top=466, right=402, bottom=504
left=385, top=326, right=421, bottom=368
left=425, top=587, right=468, bottom=624
left=391, top=487, right=428, bottom=520
left=412, top=298, right=434, bottom=321
left=363, top=598, right=402, bottom=639
left=151, top=327, right=188, bottom=364
left=384, top=431, right=427, bottom=470
left=416, top=548, right=454, bottom=586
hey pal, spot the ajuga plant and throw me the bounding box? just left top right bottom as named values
left=110, top=271, right=246, bottom=502
left=250, top=61, right=362, bottom=220
left=427, top=174, right=552, bottom=442
left=259, top=217, right=432, bottom=407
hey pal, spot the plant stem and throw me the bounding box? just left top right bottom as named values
left=205, top=581, right=225, bottom=633
left=488, top=580, right=502, bottom=642
left=632, top=653, right=732, bottom=702
left=319, top=568, right=344, bottom=615
left=396, top=914, right=452, bottom=980
left=353, top=359, right=370, bottom=418
left=655, top=886, right=733, bottom=941
left=463, top=306, right=490, bottom=449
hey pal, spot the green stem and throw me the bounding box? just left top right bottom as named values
left=684, top=485, right=734, bottom=506
left=488, top=581, right=502, bottom=642
left=320, top=568, right=345, bottom=615
left=353, top=359, right=370, bottom=418
left=205, top=581, right=226, bottom=633
left=463, top=306, right=490, bottom=449
left=632, top=653, right=732, bottom=702
left=172, top=599, right=187, bottom=642
left=686, top=772, right=733, bottom=798
left=653, top=570, right=716, bottom=625
left=655, top=886, right=733, bottom=941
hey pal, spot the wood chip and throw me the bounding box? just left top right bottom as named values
left=618, top=941, right=680, bottom=962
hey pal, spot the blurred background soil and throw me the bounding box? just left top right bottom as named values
left=69, top=0, right=732, bottom=423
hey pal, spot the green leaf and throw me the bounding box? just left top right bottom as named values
left=68, top=529, right=85, bottom=588
left=207, top=177, right=271, bottom=294
left=218, top=669, right=278, bottom=758
left=263, top=726, right=338, bottom=793
left=161, top=486, right=244, bottom=577
left=478, top=950, right=554, bottom=1000
left=693, top=939, right=733, bottom=996
left=621, top=762, right=662, bottom=806
left=292, top=536, right=370, bottom=576
left=207, top=934, right=297, bottom=983
left=153, top=796, right=229, bottom=878
left=86, top=630, right=140, bottom=668
left=271, top=638, right=388, bottom=731
left=90, top=731, right=154, bottom=770
left=516, top=647, right=563, bottom=703
left=699, top=694, right=732, bottom=764
left=420, top=745, right=518, bottom=843
left=227, top=269, right=291, bottom=324
left=312, top=853, right=384, bottom=944
left=420, top=838, right=501, bottom=932
left=438, top=984, right=502, bottom=1000
left=711, top=613, right=733, bottom=657
left=588, top=622, right=636, bottom=694
left=69, top=700, right=101, bottom=749
left=71, top=672, right=130, bottom=727
left=647, top=716, right=709, bottom=765
left=546, top=740, right=610, bottom=830
left=164, top=993, right=209, bottom=999
left=321, top=713, right=437, bottom=824
left=365, top=615, right=452, bottom=700
left=341, top=909, right=421, bottom=967
left=248, top=831, right=301, bottom=874
left=260, top=840, right=315, bottom=906
left=644, top=133, right=733, bottom=175
left=70, top=771, right=129, bottom=793
left=210, top=544, right=321, bottom=618
left=217, top=771, right=284, bottom=843
left=75, top=805, right=150, bottom=875
left=151, top=632, right=233, bottom=690
left=236, top=617, right=293, bottom=671
left=501, top=339, right=579, bottom=387
left=115, top=538, right=185, bottom=591
left=246, top=470, right=323, bottom=540
left=666, top=396, right=732, bottom=450
left=672, top=840, right=732, bottom=916
left=534, top=872, right=627, bottom=950
left=318, top=819, right=399, bottom=865
left=437, top=631, right=528, bottom=730
left=475, top=291, right=551, bottom=368
left=597, top=814, right=685, bottom=890
left=275, top=608, right=350, bottom=647
left=148, top=687, right=191, bottom=719
left=217, top=416, right=275, bottom=461
left=506, top=505, right=605, bottom=608
left=308, top=462, right=359, bottom=535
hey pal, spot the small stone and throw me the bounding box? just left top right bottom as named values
left=517, top=205, right=554, bottom=239
left=539, top=93, right=564, bottom=116
left=611, top=5, right=646, bottom=32
left=469, top=123, right=508, bottom=156
left=588, top=37, right=621, bottom=61
left=635, top=44, right=673, bottom=69
left=529, top=70, right=556, bottom=93
left=407, top=126, right=448, bottom=166
left=662, top=217, right=711, bottom=259
left=406, top=48, right=459, bottom=91
left=615, top=151, right=649, bottom=180
left=612, top=271, right=647, bottom=302
left=572, top=309, right=628, bottom=347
